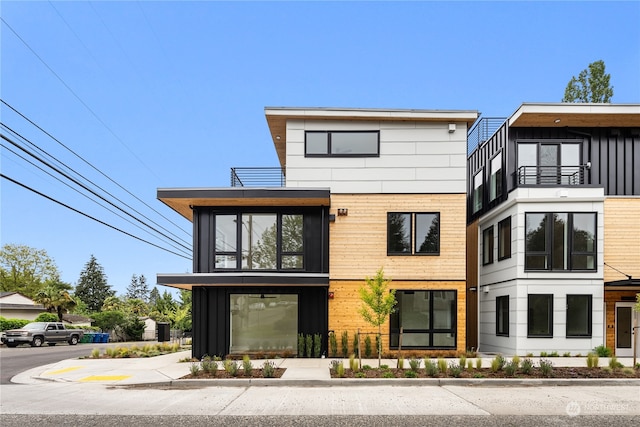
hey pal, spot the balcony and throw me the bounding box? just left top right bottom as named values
left=467, top=117, right=506, bottom=155
left=230, top=167, right=285, bottom=187
left=516, top=165, right=587, bottom=186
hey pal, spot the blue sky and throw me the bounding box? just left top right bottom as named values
left=1, top=1, right=639, bottom=297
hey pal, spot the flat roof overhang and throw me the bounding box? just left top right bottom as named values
left=604, top=278, right=640, bottom=292
left=157, top=273, right=330, bottom=291
left=265, top=107, right=479, bottom=169
left=157, top=187, right=331, bottom=221
left=509, top=103, right=640, bottom=128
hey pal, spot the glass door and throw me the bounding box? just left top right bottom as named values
left=615, top=302, right=639, bottom=357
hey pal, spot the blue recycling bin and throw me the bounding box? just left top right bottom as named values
left=101, top=333, right=109, bottom=343
left=92, top=333, right=101, bottom=343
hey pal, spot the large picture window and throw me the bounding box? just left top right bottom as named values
left=496, top=295, right=509, bottom=336
left=528, top=294, right=553, bottom=337
left=566, top=294, right=592, bottom=337
left=387, top=212, right=440, bottom=255
left=498, top=216, right=511, bottom=261
left=390, top=290, right=456, bottom=349
left=517, top=141, right=581, bottom=185
left=525, top=212, right=596, bottom=271
left=305, top=131, right=379, bottom=156
left=213, top=213, right=304, bottom=271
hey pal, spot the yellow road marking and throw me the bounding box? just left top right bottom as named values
left=79, top=375, right=131, bottom=382
left=46, top=366, right=83, bottom=375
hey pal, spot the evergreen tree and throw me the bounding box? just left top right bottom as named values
left=562, top=60, right=613, bottom=103
left=126, top=274, right=150, bottom=302
left=75, top=255, right=114, bottom=312
left=148, top=286, right=161, bottom=308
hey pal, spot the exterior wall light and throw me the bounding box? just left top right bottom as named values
left=337, top=208, right=348, bottom=216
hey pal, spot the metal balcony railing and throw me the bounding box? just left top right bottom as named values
left=467, top=117, right=507, bottom=155
left=516, top=165, right=587, bottom=186
left=230, top=167, right=285, bottom=187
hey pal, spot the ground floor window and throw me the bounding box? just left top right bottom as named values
left=528, top=294, right=553, bottom=337
left=390, top=290, right=456, bottom=349
left=566, top=294, right=592, bottom=337
left=229, top=293, right=298, bottom=353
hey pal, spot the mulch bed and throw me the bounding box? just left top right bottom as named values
left=182, top=368, right=286, bottom=379
left=331, top=366, right=640, bottom=379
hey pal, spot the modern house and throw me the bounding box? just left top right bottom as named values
left=466, top=103, right=640, bottom=357
left=157, top=107, right=478, bottom=358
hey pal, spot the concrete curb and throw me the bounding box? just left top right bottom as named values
left=115, top=377, right=640, bottom=389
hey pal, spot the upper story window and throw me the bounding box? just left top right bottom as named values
left=305, top=131, right=379, bottom=157
left=517, top=141, right=582, bottom=185
left=498, top=216, right=511, bottom=261
left=472, top=170, right=483, bottom=213
left=214, top=213, right=304, bottom=271
left=525, top=212, right=596, bottom=271
left=489, top=152, right=503, bottom=201
left=482, top=225, right=494, bottom=265
left=387, top=212, right=440, bottom=255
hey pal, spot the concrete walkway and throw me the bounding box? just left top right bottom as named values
left=10, top=350, right=640, bottom=387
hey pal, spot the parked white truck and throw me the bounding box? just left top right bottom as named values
left=1, top=322, right=84, bottom=347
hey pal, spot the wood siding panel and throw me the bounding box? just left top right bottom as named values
left=329, top=194, right=466, bottom=281
left=604, top=198, right=640, bottom=284
left=328, top=280, right=466, bottom=354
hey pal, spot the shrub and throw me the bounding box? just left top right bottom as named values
left=586, top=352, right=599, bottom=369
left=459, top=355, right=467, bottom=369
left=475, top=358, right=482, bottom=370
left=520, top=358, right=534, bottom=375
left=362, top=364, right=372, bottom=370
left=563, top=352, right=571, bottom=357
left=329, top=332, right=338, bottom=357
left=467, top=360, right=473, bottom=371
left=341, top=331, right=349, bottom=358
left=352, top=332, right=359, bottom=357
left=404, top=370, right=418, bottom=378
left=526, top=352, right=534, bottom=357
left=504, top=361, right=518, bottom=377
left=329, top=360, right=342, bottom=372
left=313, top=333, right=322, bottom=358
left=189, top=362, right=201, bottom=376
left=490, top=358, right=501, bottom=373
left=382, top=370, right=395, bottom=378
left=355, top=372, right=366, bottom=378
left=262, top=360, right=276, bottom=378
left=549, top=351, right=559, bottom=357
left=0, top=317, right=30, bottom=331
left=35, top=312, right=59, bottom=322
left=201, top=356, right=218, bottom=374
left=349, top=354, right=359, bottom=372
left=437, top=357, right=447, bottom=374
left=364, top=335, right=372, bottom=358
left=242, top=355, right=253, bottom=376
left=448, top=362, right=462, bottom=378
left=224, top=359, right=239, bottom=377
left=609, top=356, right=623, bottom=369
left=335, top=361, right=345, bottom=378
left=594, top=345, right=612, bottom=357
left=539, top=351, right=548, bottom=357
left=91, top=348, right=100, bottom=359
left=539, top=358, right=554, bottom=377
left=380, top=364, right=389, bottom=370
left=297, top=333, right=305, bottom=357
left=397, top=357, right=404, bottom=369
left=408, top=357, right=421, bottom=372
left=305, top=334, right=313, bottom=358
left=511, top=355, right=520, bottom=368
left=425, top=359, right=438, bottom=377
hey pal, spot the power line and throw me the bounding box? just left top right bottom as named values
left=1, top=99, right=191, bottom=240
left=1, top=173, right=191, bottom=260
left=0, top=16, right=159, bottom=180
left=0, top=141, right=191, bottom=258
left=1, top=130, right=191, bottom=254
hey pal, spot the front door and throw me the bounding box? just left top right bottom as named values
left=615, top=302, right=639, bottom=357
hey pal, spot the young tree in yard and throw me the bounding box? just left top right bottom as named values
left=0, top=243, right=60, bottom=298
left=359, top=268, right=397, bottom=367
left=562, top=60, right=613, bottom=103
left=75, top=255, right=114, bottom=312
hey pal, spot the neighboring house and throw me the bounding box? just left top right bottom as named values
left=141, top=317, right=157, bottom=341
left=158, top=107, right=478, bottom=358
left=466, top=103, right=640, bottom=357
left=0, top=292, right=46, bottom=320
left=62, top=314, right=92, bottom=328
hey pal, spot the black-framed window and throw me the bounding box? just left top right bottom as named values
left=496, top=295, right=509, bottom=336
left=516, top=140, right=581, bottom=185
left=390, top=290, right=457, bottom=349
left=213, top=212, right=304, bottom=271
left=489, top=152, right=503, bottom=201
left=566, top=294, right=592, bottom=337
left=525, top=212, right=596, bottom=271
left=498, top=216, right=511, bottom=261
left=305, top=131, right=379, bottom=157
left=528, top=294, right=553, bottom=337
left=482, top=226, right=494, bottom=265
left=387, top=212, right=440, bottom=255
left=472, top=170, right=483, bottom=213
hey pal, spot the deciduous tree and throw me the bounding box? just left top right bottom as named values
left=359, top=268, right=397, bottom=367
left=0, top=244, right=60, bottom=298
left=562, top=60, right=613, bottom=103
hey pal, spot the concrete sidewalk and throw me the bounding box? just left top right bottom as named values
left=10, top=350, right=640, bottom=387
